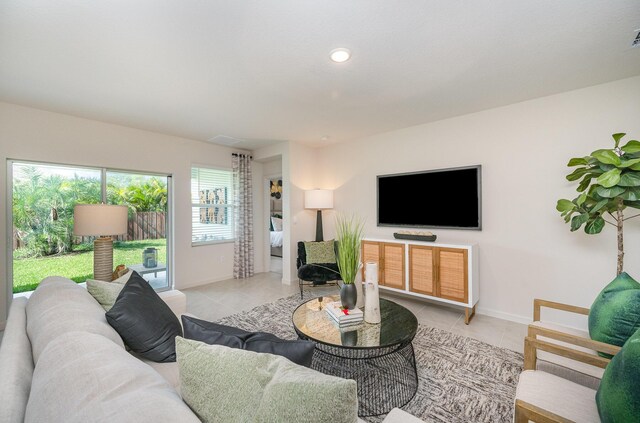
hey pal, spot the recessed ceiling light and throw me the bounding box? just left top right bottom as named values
left=330, top=48, right=351, bottom=63
left=321, top=135, right=330, bottom=141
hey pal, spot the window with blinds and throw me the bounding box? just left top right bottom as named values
left=191, top=166, right=235, bottom=245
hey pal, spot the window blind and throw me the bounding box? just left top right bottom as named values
left=191, top=167, right=235, bottom=244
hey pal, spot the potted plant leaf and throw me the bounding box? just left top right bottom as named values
left=556, top=132, right=640, bottom=275
left=557, top=132, right=640, bottom=353
left=335, top=213, right=365, bottom=309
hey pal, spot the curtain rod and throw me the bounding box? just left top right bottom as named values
left=232, top=153, right=253, bottom=159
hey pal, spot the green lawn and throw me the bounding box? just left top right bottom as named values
left=13, top=239, right=167, bottom=293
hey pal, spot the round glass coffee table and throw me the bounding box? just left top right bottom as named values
left=292, top=295, right=418, bottom=417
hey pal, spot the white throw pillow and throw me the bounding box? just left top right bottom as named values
left=271, top=216, right=283, bottom=231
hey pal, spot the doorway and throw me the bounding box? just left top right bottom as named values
left=267, top=176, right=283, bottom=274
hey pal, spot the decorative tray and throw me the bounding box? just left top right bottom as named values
left=393, top=232, right=437, bottom=242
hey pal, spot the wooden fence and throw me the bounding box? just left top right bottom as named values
left=13, top=212, right=166, bottom=248
left=79, top=212, right=166, bottom=243
left=117, top=212, right=166, bottom=241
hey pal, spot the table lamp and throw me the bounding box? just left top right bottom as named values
left=73, top=204, right=128, bottom=281
left=304, top=189, right=333, bottom=242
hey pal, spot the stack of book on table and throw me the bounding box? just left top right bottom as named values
left=325, top=301, right=363, bottom=328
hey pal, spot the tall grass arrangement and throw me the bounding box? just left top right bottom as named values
left=335, top=213, right=365, bottom=284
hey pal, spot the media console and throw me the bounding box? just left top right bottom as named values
left=361, top=238, right=479, bottom=324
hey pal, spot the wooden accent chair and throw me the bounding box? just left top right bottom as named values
left=513, top=298, right=622, bottom=422
left=526, top=299, right=620, bottom=389
left=514, top=333, right=620, bottom=423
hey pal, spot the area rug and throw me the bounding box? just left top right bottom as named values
left=215, top=294, right=523, bottom=423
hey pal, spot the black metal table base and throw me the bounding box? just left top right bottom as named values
left=310, top=340, right=418, bottom=417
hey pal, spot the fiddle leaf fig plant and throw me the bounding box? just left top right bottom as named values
left=557, top=133, right=640, bottom=275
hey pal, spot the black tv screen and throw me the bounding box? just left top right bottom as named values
left=377, top=165, right=482, bottom=230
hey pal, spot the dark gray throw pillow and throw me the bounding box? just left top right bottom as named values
left=181, top=315, right=315, bottom=367
left=106, top=271, right=182, bottom=363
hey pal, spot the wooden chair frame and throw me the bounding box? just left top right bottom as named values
left=515, top=335, right=620, bottom=423
left=514, top=299, right=622, bottom=423
left=532, top=298, right=590, bottom=322
left=529, top=297, right=620, bottom=363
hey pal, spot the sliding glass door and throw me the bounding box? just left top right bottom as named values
left=10, top=160, right=172, bottom=294
left=107, top=171, right=170, bottom=289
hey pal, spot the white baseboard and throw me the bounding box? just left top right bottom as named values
left=476, top=306, right=531, bottom=325
left=176, top=274, right=234, bottom=290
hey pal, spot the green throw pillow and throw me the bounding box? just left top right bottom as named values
left=596, top=327, right=640, bottom=422
left=304, top=240, right=336, bottom=264
left=86, top=270, right=132, bottom=311
left=589, top=272, right=640, bottom=357
left=175, top=337, right=358, bottom=423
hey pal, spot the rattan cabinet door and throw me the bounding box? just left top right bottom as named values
left=361, top=240, right=381, bottom=282
left=381, top=242, right=405, bottom=289
left=437, top=248, right=468, bottom=303
left=408, top=245, right=435, bottom=296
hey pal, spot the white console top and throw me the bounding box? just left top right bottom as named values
left=363, top=237, right=478, bottom=250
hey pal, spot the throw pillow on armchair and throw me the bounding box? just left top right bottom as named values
left=596, top=327, right=640, bottom=422
left=589, top=272, right=640, bottom=357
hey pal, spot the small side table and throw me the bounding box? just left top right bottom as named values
left=128, top=263, right=167, bottom=278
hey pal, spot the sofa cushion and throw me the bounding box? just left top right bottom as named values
left=181, top=315, right=315, bottom=367
left=141, top=359, right=181, bottom=392
left=176, top=337, right=358, bottom=423
left=86, top=270, right=132, bottom=311
left=515, top=370, right=599, bottom=423
left=589, top=272, right=640, bottom=357
left=596, top=327, right=640, bottom=422
left=106, top=272, right=182, bottom=362
left=0, top=297, right=33, bottom=423
left=26, top=276, right=124, bottom=363
left=157, top=289, right=188, bottom=317
left=24, top=331, right=200, bottom=423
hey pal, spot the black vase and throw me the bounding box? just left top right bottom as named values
left=340, top=283, right=357, bottom=310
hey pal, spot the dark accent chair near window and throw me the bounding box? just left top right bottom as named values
left=296, top=241, right=340, bottom=299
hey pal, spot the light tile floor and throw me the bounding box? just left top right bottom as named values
left=183, top=271, right=528, bottom=354
left=269, top=256, right=282, bottom=274
left=0, top=272, right=527, bottom=353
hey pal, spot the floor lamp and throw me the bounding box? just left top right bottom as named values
left=74, top=204, right=128, bottom=281
left=304, top=189, right=334, bottom=242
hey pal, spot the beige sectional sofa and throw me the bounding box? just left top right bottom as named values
left=0, top=276, right=421, bottom=423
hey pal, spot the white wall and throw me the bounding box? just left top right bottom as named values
left=4, top=75, right=639, bottom=329
left=0, top=102, right=263, bottom=326
left=313, top=76, right=640, bottom=327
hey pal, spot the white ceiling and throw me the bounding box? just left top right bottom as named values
left=1, top=1, right=640, bottom=150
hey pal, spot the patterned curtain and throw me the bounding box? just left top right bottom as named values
left=232, top=153, right=254, bottom=278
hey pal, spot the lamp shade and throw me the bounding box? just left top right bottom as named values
left=304, top=189, right=333, bottom=210
left=73, top=204, right=128, bottom=236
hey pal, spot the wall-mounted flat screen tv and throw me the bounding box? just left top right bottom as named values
left=377, top=165, right=482, bottom=230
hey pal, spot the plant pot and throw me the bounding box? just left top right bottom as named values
left=340, top=329, right=358, bottom=347
left=340, top=283, right=357, bottom=310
